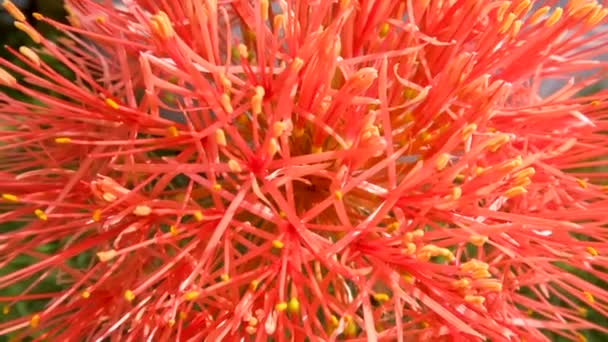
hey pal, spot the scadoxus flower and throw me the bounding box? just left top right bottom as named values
left=1, top=0, right=608, bottom=340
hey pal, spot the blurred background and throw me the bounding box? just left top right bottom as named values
left=0, top=0, right=65, bottom=60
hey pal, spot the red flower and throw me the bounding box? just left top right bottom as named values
left=1, top=0, right=608, bottom=340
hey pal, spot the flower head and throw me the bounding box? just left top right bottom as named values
left=1, top=0, right=608, bottom=340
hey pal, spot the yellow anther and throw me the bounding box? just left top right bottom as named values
left=402, top=273, right=415, bottom=284
left=334, top=190, right=343, bottom=201
left=344, top=317, right=358, bottom=337
left=451, top=278, right=471, bottom=289
left=251, top=94, right=263, bottom=115
left=591, top=100, right=601, bottom=106
left=386, top=221, right=400, bottom=233
left=460, top=259, right=489, bottom=273
left=245, top=325, right=257, bottom=334
left=378, top=22, right=390, bottom=38
left=1, top=193, right=18, bottom=202
left=454, top=174, right=465, bottom=182
left=496, top=1, right=511, bottom=22
left=290, top=58, right=305, bottom=73
left=2, top=305, right=9, bottom=315
left=34, top=209, right=47, bottom=221
left=287, top=297, right=300, bottom=314
left=372, top=293, right=390, bottom=303
left=249, top=279, right=259, bottom=291
left=570, top=2, right=596, bottom=19
left=513, top=0, right=531, bottom=17
left=218, top=73, right=232, bottom=91
left=435, top=153, right=450, bottom=171
left=215, top=128, right=227, bottom=146
left=237, top=114, right=249, bottom=124
left=585, top=246, right=598, bottom=256
left=275, top=302, right=288, bottom=312
left=220, top=273, right=230, bottom=282
left=418, top=130, right=431, bottom=142
left=0, top=67, right=16, bottom=86
left=576, top=178, right=588, bottom=189
left=402, top=242, right=416, bottom=255
left=260, top=0, right=269, bottom=21
left=477, top=279, right=503, bottom=292
left=486, top=134, right=510, bottom=152
left=237, top=43, right=249, bottom=59
left=268, top=137, right=280, bottom=158
left=513, top=167, right=535, bottom=180
left=586, top=7, right=608, bottom=27
left=583, top=291, right=595, bottom=304
left=417, top=245, right=455, bottom=262
left=54, top=137, right=72, bottom=144
left=32, top=12, right=42, bottom=20
left=105, top=98, right=119, bottom=109
left=227, top=159, right=242, bottom=172
left=504, top=186, right=527, bottom=198
left=545, top=7, right=563, bottom=27
left=475, top=166, right=486, bottom=176
left=471, top=268, right=492, bottom=279
left=179, top=311, right=187, bottom=320
left=193, top=210, right=204, bottom=221
left=183, top=291, right=200, bottom=301
left=251, top=86, right=266, bottom=115
left=498, top=13, right=517, bottom=34
left=96, top=249, right=117, bottom=262
left=451, top=186, right=462, bottom=200
left=510, top=19, right=523, bottom=38
left=102, top=192, right=117, bottom=202
left=30, top=314, right=40, bottom=328
left=167, top=319, right=176, bottom=327
left=513, top=176, right=531, bottom=187
left=167, top=126, right=179, bottom=137
left=149, top=11, right=174, bottom=39
left=81, top=290, right=90, bottom=299
left=311, top=145, right=322, bottom=154
left=412, top=229, right=424, bottom=239
left=14, top=22, right=40, bottom=43
left=92, top=209, right=101, bottom=222
left=169, top=225, right=178, bottom=236
left=462, top=123, right=477, bottom=140
left=329, top=314, right=339, bottom=328
left=19, top=46, right=40, bottom=66
left=404, top=232, right=414, bottom=242
left=576, top=332, right=587, bottom=342
left=577, top=306, right=588, bottom=317
left=273, top=14, right=285, bottom=31
left=279, top=210, right=286, bottom=218
left=124, top=290, right=135, bottom=302
left=247, top=317, right=258, bottom=326
left=526, top=308, right=534, bottom=316
left=273, top=121, right=286, bottom=137
left=339, top=0, right=351, bottom=9
left=469, top=235, right=488, bottom=247
left=2, top=1, right=26, bottom=21
left=219, top=93, right=233, bottom=113
left=529, top=6, right=550, bottom=25
left=272, top=239, right=284, bottom=249
left=212, top=183, right=222, bottom=192
left=133, top=205, right=152, bottom=216
left=95, top=16, right=106, bottom=23
left=498, top=156, right=523, bottom=172
left=464, top=295, right=485, bottom=305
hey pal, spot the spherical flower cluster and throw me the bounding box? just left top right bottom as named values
left=1, top=0, right=608, bottom=340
